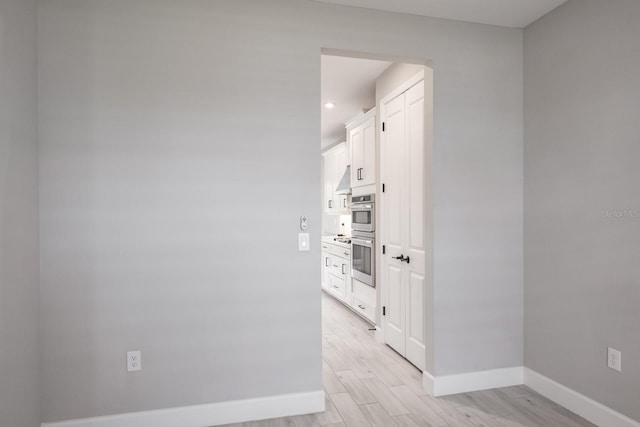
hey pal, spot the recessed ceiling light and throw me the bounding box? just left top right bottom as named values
left=324, top=102, right=335, bottom=109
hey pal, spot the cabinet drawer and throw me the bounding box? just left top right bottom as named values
left=352, top=278, right=375, bottom=304
left=351, top=294, right=375, bottom=322
left=328, top=274, right=347, bottom=300
left=330, top=245, right=351, bottom=259
left=329, top=259, right=349, bottom=278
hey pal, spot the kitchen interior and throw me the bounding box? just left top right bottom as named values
left=321, top=53, right=431, bottom=372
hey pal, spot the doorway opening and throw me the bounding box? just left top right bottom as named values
left=319, top=49, right=435, bottom=397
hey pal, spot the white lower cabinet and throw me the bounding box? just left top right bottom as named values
left=321, top=250, right=331, bottom=292
left=351, top=279, right=377, bottom=323
left=321, top=239, right=378, bottom=325
left=328, top=273, right=347, bottom=301
left=321, top=243, right=350, bottom=304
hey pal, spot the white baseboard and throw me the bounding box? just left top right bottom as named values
left=41, top=390, right=325, bottom=427
left=423, top=367, right=523, bottom=397
left=524, top=368, right=640, bottom=427
left=422, top=370, right=435, bottom=394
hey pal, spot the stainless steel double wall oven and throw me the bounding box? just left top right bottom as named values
left=351, top=195, right=375, bottom=287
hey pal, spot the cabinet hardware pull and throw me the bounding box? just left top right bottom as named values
left=325, top=258, right=329, bottom=267
left=342, top=264, right=346, bottom=274
left=343, top=199, right=346, bottom=208
left=332, top=285, right=339, bottom=289
left=328, top=200, right=333, bottom=209
left=358, top=305, right=365, bottom=310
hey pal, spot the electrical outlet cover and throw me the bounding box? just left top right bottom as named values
left=607, top=347, right=621, bottom=372
left=127, top=350, right=142, bottom=372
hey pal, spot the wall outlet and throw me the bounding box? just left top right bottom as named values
left=127, top=350, right=142, bottom=372
left=607, top=347, right=621, bottom=372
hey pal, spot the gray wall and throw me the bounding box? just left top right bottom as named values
left=0, top=0, right=40, bottom=426
left=524, top=0, right=640, bottom=421
left=38, top=0, right=523, bottom=422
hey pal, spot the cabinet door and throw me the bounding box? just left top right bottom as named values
left=360, top=116, right=376, bottom=186
left=350, top=125, right=364, bottom=186
left=323, top=151, right=336, bottom=213
left=334, top=145, right=349, bottom=213
left=324, top=144, right=348, bottom=213
left=349, top=115, right=376, bottom=189
left=321, top=251, right=331, bottom=290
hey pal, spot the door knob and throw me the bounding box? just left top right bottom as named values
left=392, top=254, right=411, bottom=264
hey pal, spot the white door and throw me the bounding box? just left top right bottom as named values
left=381, top=93, right=407, bottom=355
left=404, top=81, right=426, bottom=369
left=381, top=77, right=426, bottom=371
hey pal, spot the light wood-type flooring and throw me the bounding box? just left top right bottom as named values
left=221, top=293, right=595, bottom=427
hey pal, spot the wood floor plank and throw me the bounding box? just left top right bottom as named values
left=360, top=357, right=405, bottom=388
left=323, top=361, right=347, bottom=394
left=323, top=346, right=351, bottom=372
left=419, top=394, right=476, bottom=426
left=329, top=392, right=372, bottom=427
left=360, top=376, right=410, bottom=416
left=291, top=414, right=321, bottom=427
left=392, top=413, right=437, bottom=427
left=359, top=402, right=399, bottom=427
left=334, top=370, right=377, bottom=405
left=385, top=362, right=429, bottom=396
left=317, top=393, right=344, bottom=425
left=389, top=385, right=448, bottom=427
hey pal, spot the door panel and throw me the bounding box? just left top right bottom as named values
left=381, top=77, right=427, bottom=371
left=382, top=92, right=406, bottom=356
left=406, top=272, right=426, bottom=370
left=385, top=264, right=405, bottom=354
left=407, top=81, right=425, bottom=254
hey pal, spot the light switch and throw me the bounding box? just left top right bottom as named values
left=298, top=233, right=310, bottom=251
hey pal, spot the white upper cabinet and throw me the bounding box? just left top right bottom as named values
left=322, top=142, right=349, bottom=214
left=347, top=109, right=376, bottom=190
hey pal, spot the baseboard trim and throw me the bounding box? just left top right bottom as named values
left=41, top=390, right=325, bottom=427
left=524, top=368, right=640, bottom=427
left=423, top=367, right=524, bottom=397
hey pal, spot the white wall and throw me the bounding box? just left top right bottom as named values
left=524, top=0, right=640, bottom=421
left=38, top=0, right=523, bottom=422
left=0, top=0, right=40, bottom=426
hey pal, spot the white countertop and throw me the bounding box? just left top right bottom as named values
left=321, top=235, right=351, bottom=249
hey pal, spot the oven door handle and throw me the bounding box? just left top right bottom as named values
left=352, top=238, right=373, bottom=246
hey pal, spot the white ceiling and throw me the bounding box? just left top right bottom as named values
left=312, top=0, right=568, bottom=28
left=321, top=55, right=392, bottom=148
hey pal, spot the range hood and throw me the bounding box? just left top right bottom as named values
left=335, top=165, right=351, bottom=195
